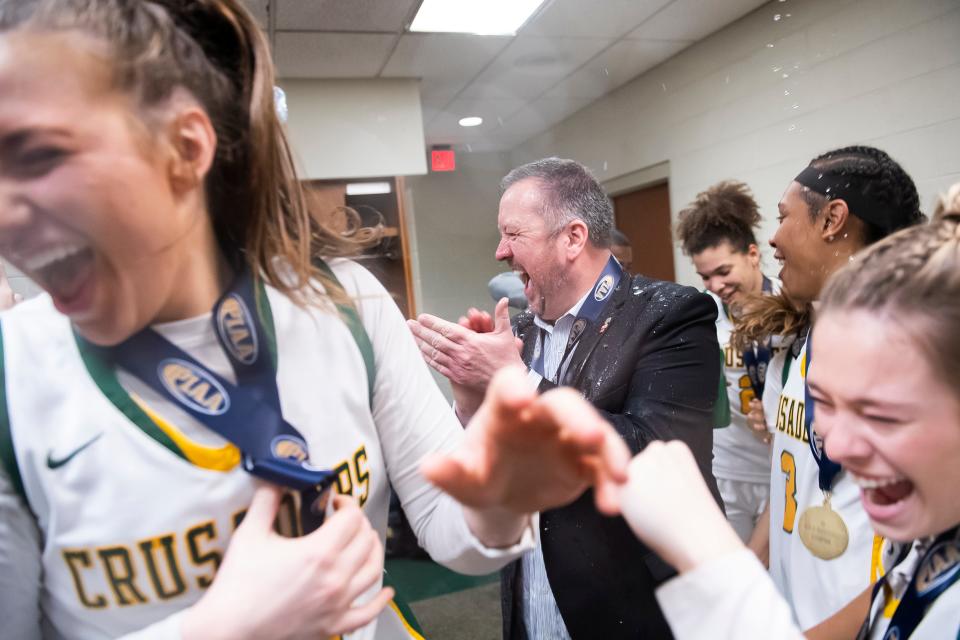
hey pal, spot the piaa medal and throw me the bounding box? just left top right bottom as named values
left=799, top=492, right=849, bottom=560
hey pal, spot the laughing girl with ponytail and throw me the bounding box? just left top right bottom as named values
left=0, top=2, right=630, bottom=638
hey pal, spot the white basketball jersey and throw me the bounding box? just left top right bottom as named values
left=0, top=261, right=433, bottom=640
left=711, top=279, right=781, bottom=484
left=768, top=337, right=881, bottom=629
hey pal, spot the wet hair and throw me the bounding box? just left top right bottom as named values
left=500, top=157, right=614, bottom=248
left=734, top=145, right=923, bottom=346
left=798, top=145, right=924, bottom=244
left=611, top=229, right=630, bottom=248
left=0, top=0, right=376, bottom=306
left=675, top=180, right=761, bottom=256
left=820, top=188, right=960, bottom=392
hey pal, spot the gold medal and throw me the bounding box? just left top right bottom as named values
left=799, top=493, right=849, bottom=560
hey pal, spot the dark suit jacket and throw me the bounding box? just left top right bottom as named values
left=501, top=273, right=722, bottom=640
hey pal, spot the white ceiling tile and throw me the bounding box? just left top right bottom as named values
left=275, top=0, right=419, bottom=32
left=382, top=34, right=510, bottom=78
left=462, top=36, right=615, bottom=100
left=274, top=32, right=397, bottom=78
left=382, top=34, right=511, bottom=108
left=548, top=38, right=691, bottom=99
left=629, top=0, right=768, bottom=41
left=523, top=0, right=673, bottom=38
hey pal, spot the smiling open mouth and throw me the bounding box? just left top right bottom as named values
left=26, top=244, right=94, bottom=307
left=852, top=472, right=914, bottom=507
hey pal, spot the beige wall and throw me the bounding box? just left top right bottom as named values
left=281, top=78, right=428, bottom=180
left=405, top=152, right=511, bottom=321
left=510, top=0, right=960, bottom=287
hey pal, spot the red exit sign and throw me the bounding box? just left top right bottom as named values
left=431, top=149, right=456, bottom=172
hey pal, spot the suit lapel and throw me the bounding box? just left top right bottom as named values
left=556, top=277, right=630, bottom=387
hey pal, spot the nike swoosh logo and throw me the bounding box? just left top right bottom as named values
left=46, top=433, right=103, bottom=469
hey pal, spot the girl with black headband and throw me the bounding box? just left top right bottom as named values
left=724, top=146, right=925, bottom=637
left=613, top=189, right=960, bottom=640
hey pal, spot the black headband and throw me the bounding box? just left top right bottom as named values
left=794, top=165, right=898, bottom=233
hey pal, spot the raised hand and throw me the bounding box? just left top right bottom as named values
left=182, top=486, right=393, bottom=640
left=617, top=441, right=744, bottom=573
left=421, top=366, right=630, bottom=518
left=408, top=297, right=523, bottom=421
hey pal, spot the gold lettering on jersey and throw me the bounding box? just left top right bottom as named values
left=185, top=521, right=222, bottom=589
left=160, top=361, right=228, bottom=415
left=62, top=549, right=108, bottom=609
left=98, top=546, right=148, bottom=606
left=138, top=534, right=187, bottom=600
left=724, top=344, right=744, bottom=369
left=775, top=396, right=808, bottom=442
left=217, top=296, right=258, bottom=365
left=354, top=446, right=370, bottom=506
left=59, top=444, right=374, bottom=611
left=916, top=541, right=960, bottom=594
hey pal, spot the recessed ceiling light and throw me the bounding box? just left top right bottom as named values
left=410, top=0, right=546, bottom=36
left=459, top=116, right=483, bottom=127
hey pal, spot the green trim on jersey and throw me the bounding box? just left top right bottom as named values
left=315, top=260, right=376, bottom=407
left=72, top=266, right=374, bottom=460
left=713, top=347, right=731, bottom=428
left=0, top=321, right=28, bottom=502
left=254, top=277, right=279, bottom=371
left=72, top=277, right=286, bottom=462
left=75, top=333, right=188, bottom=462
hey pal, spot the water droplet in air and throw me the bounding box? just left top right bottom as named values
left=603, top=67, right=610, bottom=76
left=603, top=161, right=608, bottom=171
left=818, top=173, right=824, bottom=179
left=772, top=65, right=782, bottom=72
left=788, top=124, right=797, bottom=131
left=497, top=116, right=504, bottom=126
left=661, top=82, right=667, bottom=92
left=467, top=144, right=473, bottom=152
left=784, top=90, right=791, bottom=96
left=782, top=73, right=790, bottom=79
left=792, top=103, right=800, bottom=109
left=766, top=43, right=775, bottom=48
left=725, top=75, right=730, bottom=84
left=786, top=13, right=792, bottom=17
left=774, top=14, right=782, bottom=21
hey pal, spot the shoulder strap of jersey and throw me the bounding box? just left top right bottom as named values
left=314, top=260, right=376, bottom=408
left=713, top=347, right=731, bottom=428
left=0, top=319, right=28, bottom=503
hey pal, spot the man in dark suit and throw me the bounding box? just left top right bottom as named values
left=408, top=157, right=721, bottom=639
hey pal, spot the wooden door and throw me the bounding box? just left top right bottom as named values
left=613, top=182, right=675, bottom=282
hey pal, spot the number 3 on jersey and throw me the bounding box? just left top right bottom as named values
left=780, top=451, right=798, bottom=533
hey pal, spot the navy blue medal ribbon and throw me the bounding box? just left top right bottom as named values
left=96, top=269, right=335, bottom=531
left=740, top=276, right=773, bottom=399
left=861, top=527, right=960, bottom=640
left=803, top=331, right=843, bottom=492
left=530, top=255, right=623, bottom=383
